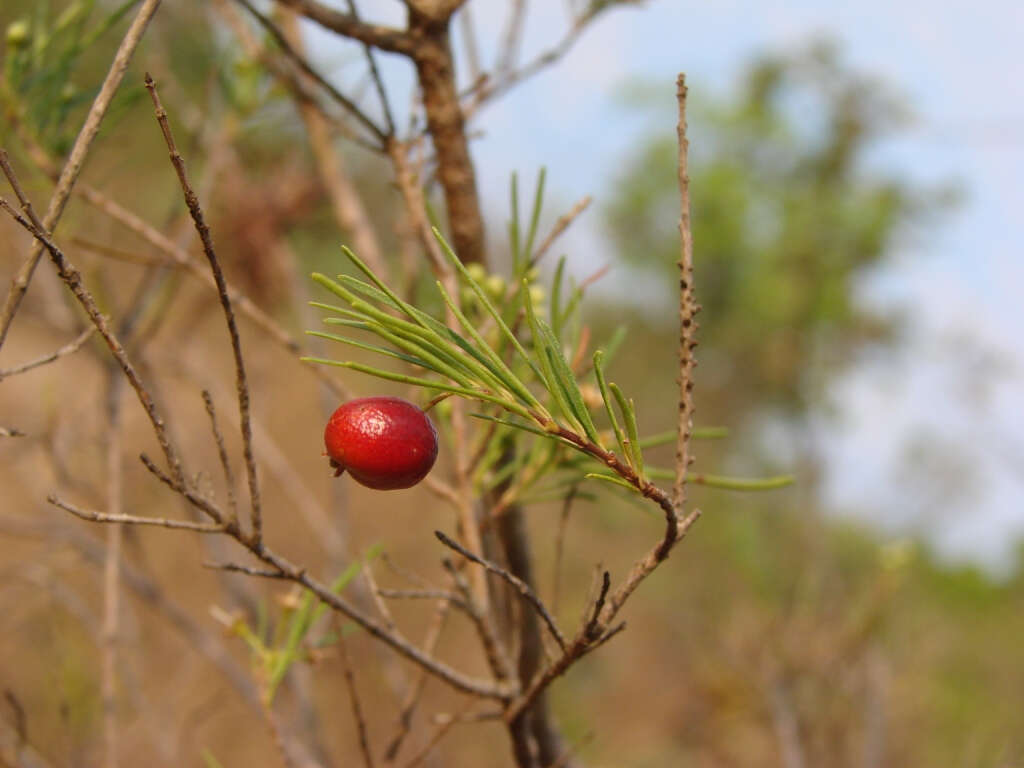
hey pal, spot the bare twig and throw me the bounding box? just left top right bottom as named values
left=0, top=326, right=95, bottom=381
left=202, top=390, right=239, bottom=527
left=101, top=376, right=123, bottom=768
left=400, top=699, right=472, bottom=768
left=0, top=186, right=184, bottom=486
left=342, top=0, right=396, bottom=136
left=276, top=0, right=415, bottom=55
left=70, top=181, right=347, bottom=398
left=530, top=196, right=592, bottom=267
left=0, top=0, right=162, bottom=350
left=48, top=496, right=226, bottom=533
left=235, top=0, right=387, bottom=147
left=435, top=530, right=566, bottom=652
left=203, top=562, right=286, bottom=579
left=382, top=598, right=452, bottom=763
left=441, top=559, right=514, bottom=684
left=673, top=73, right=699, bottom=519
left=338, top=631, right=375, bottom=768
left=145, top=74, right=263, bottom=544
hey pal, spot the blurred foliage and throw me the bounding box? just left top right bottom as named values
left=0, top=4, right=1019, bottom=765
left=605, top=42, right=957, bottom=420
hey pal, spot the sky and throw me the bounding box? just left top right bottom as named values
left=339, top=1, right=1024, bottom=571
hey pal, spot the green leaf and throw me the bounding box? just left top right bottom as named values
left=305, top=330, right=442, bottom=374
left=434, top=280, right=542, bottom=409
left=522, top=277, right=584, bottom=433
left=433, top=229, right=544, bottom=383
left=642, top=466, right=794, bottom=490
left=609, top=382, right=643, bottom=478
left=524, top=167, right=547, bottom=261
left=550, top=256, right=567, bottom=336
left=593, top=350, right=629, bottom=459
left=584, top=472, right=641, bottom=493
left=201, top=749, right=227, bottom=768
left=509, top=172, right=521, bottom=268
left=637, top=426, right=730, bottom=448
left=266, top=560, right=361, bottom=704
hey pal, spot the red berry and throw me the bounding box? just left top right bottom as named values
left=324, top=397, right=438, bottom=490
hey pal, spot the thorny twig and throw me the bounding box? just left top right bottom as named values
left=145, top=74, right=263, bottom=545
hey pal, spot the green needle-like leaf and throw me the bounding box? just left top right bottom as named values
left=433, top=229, right=544, bottom=383
left=524, top=167, right=547, bottom=261
left=584, top=472, right=641, bottom=493
left=594, top=350, right=629, bottom=459
left=609, top=382, right=643, bottom=477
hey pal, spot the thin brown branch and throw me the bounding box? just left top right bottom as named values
left=0, top=187, right=185, bottom=487
left=236, top=0, right=387, bottom=146
left=400, top=699, right=472, bottom=768
left=145, top=75, right=263, bottom=545
left=273, top=8, right=388, bottom=275
left=338, top=631, right=375, bottom=768
left=276, top=0, right=415, bottom=54
left=204, top=562, right=286, bottom=579
left=673, top=73, right=699, bottom=516
left=101, top=377, right=123, bottom=768
left=343, top=0, right=397, bottom=135
left=202, top=390, right=240, bottom=527
left=435, top=530, right=566, bottom=652
left=382, top=597, right=452, bottom=763
left=410, top=19, right=487, bottom=265
left=495, top=0, right=528, bottom=77
left=441, top=558, right=514, bottom=684
left=530, top=196, right=592, bottom=267
left=70, top=181, right=346, bottom=399
left=0, top=326, right=95, bottom=381
left=48, top=496, right=226, bottom=533
left=0, top=0, right=162, bottom=351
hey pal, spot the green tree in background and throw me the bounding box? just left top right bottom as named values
left=606, top=42, right=953, bottom=423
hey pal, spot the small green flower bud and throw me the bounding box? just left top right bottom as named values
left=6, top=19, right=30, bottom=49
left=484, top=274, right=505, bottom=299
left=529, top=286, right=545, bottom=306
left=466, top=263, right=486, bottom=284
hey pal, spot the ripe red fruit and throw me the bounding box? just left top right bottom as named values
left=324, top=397, right=438, bottom=490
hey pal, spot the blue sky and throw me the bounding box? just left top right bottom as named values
left=343, top=2, right=1024, bottom=570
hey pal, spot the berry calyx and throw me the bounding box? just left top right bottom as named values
left=324, top=397, right=438, bottom=490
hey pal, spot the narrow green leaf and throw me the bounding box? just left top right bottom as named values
left=301, top=358, right=535, bottom=421
left=305, top=330, right=442, bottom=373
left=469, top=412, right=552, bottom=439
left=537, top=317, right=601, bottom=444
left=509, top=172, right=521, bottom=268
left=593, top=350, right=629, bottom=460
left=434, top=281, right=542, bottom=408
left=637, top=427, right=730, bottom=448
left=584, top=472, right=640, bottom=492
left=524, top=167, right=546, bottom=261
left=609, top=382, right=643, bottom=477
left=521, top=277, right=583, bottom=432
left=643, top=468, right=795, bottom=491
left=267, top=560, right=361, bottom=703
left=433, top=229, right=544, bottom=383
left=201, top=749, right=227, bottom=768
left=550, top=256, right=566, bottom=335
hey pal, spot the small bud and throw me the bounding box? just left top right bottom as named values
left=466, top=263, right=486, bottom=284
left=484, top=274, right=505, bottom=299
left=6, top=19, right=30, bottom=48
left=529, top=285, right=545, bottom=306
